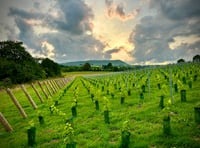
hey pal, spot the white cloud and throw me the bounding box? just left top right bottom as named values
left=41, top=41, right=55, bottom=58
left=129, top=0, right=200, bottom=64
left=105, top=0, right=140, bottom=21
left=111, top=48, right=133, bottom=62
left=1, top=0, right=200, bottom=64
left=169, top=35, right=200, bottom=50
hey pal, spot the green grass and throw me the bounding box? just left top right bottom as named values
left=63, top=71, right=110, bottom=77
left=0, top=65, right=200, bottom=147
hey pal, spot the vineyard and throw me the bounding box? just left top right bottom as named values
left=0, top=63, right=200, bottom=147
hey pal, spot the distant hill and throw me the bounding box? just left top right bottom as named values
left=61, top=60, right=130, bottom=67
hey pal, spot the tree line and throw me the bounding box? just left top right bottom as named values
left=0, top=41, right=61, bottom=88
left=61, top=62, right=133, bottom=72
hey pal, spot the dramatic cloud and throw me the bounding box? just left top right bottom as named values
left=14, top=17, right=40, bottom=50
left=105, top=0, right=139, bottom=20
left=8, top=0, right=95, bottom=35
left=105, top=48, right=120, bottom=55
left=150, top=0, right=200, bottom=20
left=55, top=0, right=94, bottom=35
left=0, top=0, right=200, bottom=64
left=42, top=32, right=107, bottom=62
left=9, top=7, right=43, bottom=19
left=2, top=0, right=111, bottom=63
left=104, top=47, right=133, bottom=62
left=33, top=2, right=40, bottom=9
left=129, top=0, right=200, bottom=64
left=41, top=41, right=55, bottom=58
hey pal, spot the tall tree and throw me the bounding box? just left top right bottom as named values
left=177, top=59, right=185, bottom=63
left=193, top=54, right=200, bottom=62
left=81, top=62, right=91, bottom=71
left=107, top=62, right=113, bottom=69
left=41, top=58, right=61, bottom=77
left=0, top=41, right=45, bottom=84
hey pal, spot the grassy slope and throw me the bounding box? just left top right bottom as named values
left=0, top=66, right=200, bottom=147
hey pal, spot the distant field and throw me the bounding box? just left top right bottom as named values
left=0, top=63, right=200, bottom=147
left=63, top=71, right=111, bottom=77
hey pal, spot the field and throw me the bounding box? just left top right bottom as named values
left=0, top=63, right=200, bottom=147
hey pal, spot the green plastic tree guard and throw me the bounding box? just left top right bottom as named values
left=104, top=110, right=110, bottom=124
left=194, top=107, right=200, bottom=124
left=27, top=127, right=36, bottom=146
left=163, top=115, right=171, bottom=135
left=180, top=90, right=186, bottom=102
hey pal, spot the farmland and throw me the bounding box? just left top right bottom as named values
left=0, top=63, right=200, bottom=147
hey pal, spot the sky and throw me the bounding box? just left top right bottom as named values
left=0, top=0, right=200, bottom=65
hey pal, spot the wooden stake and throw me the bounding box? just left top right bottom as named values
left=47, top=80, right=56, bottom=94
left=38, top=82, right=48, bottom=99
left=59, top=79, right=64, bottom=87
left=55, top=79, right=61, bottom=89
left=6, top=88, right=27, bottom=119
left=21, top=85, right=37, bottom=110
left=31, top=83, right=44, bottom=103
left=60, top=78, right=65, bottom=87
left=0, top=112, right=13, bottom=132
left=56, top=79, right=61, bottom=88
left=56, top=79, right=62, bottom=89
left=50, top=80, right=58, bottom=93
left=62, top=78, right=66, bottom=84
left=44, top=81, right=53, bottom=96
left=61, top=78, right=66, bottom=86
left=53, top=80, right=59, bottom=90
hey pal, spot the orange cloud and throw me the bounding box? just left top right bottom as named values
left=105, top=0, right=139, bottom=21
left=111, top=47, right=133, bottom=62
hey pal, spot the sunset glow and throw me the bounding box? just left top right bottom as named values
left=0, top=0, right=199, bottom=64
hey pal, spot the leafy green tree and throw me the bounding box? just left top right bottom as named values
left=107, top=62, right=113, bottom=68
left=41, top=58, right=61, bottom=77
left=81, top=62, right=91, bottom=71
left=102, top=62, right=113, bottom=71
left=112, top=66, right=119, bottom=71
left=193, top=54, right=200, bottom=62
left=177, top=58, right=185, bottom=63
left=0, top=41, right=45, bottom=85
